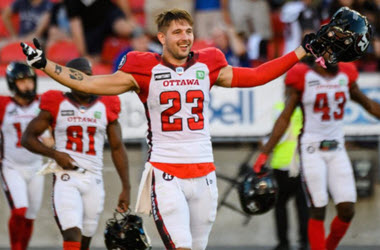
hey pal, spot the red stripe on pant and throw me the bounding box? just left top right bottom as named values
left=151, top=171, right=176, bottom=249
left=52, top=174, right=63, bottom=232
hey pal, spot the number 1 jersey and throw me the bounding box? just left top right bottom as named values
left=0, top=96, right=43, bottom=168
left=40, top=91, right=120, bottom=175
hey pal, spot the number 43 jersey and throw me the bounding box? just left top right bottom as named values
left=119, top=48, right=228, bottom=177
left=285, top=62, right=358, bottom=144
left=0, top=96, right=43, bottom=168
left=40, top=91, right=120, bottom=175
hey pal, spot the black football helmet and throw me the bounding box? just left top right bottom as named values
left=316, top=7, right=372, bottom=63
left=104, top=211, right=151, bottom=250
left=6, top=61, right=37, bottom=99
left=238, top=168, right=277, bottom=215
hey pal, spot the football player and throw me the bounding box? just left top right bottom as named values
left=21, top=58, right=130, bottom=250
left=20, top=8, right=318, bottom=250
left=253, top=8, right=377, bottom=250
left=0, top=62, right=52, bottom=250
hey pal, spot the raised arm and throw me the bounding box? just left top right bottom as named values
left=20, top=39, right=139, bottom=95
left=215, top=46, right=307, bottom=88
left=350, top=82, right=380, bottom=119
left=253, top=87, right=301, bottom=173
left=106, top=120, right=131, bottom=212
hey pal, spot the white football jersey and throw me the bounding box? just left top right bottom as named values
left=285, top=63, right=358, bottom=144
left=119, top=48, right=228, bottom=178
left=0, top=96, right=43, bottom=168
left=39, top=91, right=120, bottom=175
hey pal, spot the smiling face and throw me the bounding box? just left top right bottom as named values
left=157, top=19, right=194, bottom=65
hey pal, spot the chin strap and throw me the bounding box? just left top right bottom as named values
left=306, top=44, right=327, bottom=68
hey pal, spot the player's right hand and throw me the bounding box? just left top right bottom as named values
left=301, top=33, right=325, bottom=56
left=53, top=151, right=78, bottom=170
left=20, top=38, right=47, bottom=69
left=253, top=153, right=268, bottom=174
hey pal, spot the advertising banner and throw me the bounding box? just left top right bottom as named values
left=0, top=73, right=379, bottom=139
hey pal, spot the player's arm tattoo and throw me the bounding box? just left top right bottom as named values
left=69, top=69, right=84, bottom=81
left=54, top=65, right=62, bottom=75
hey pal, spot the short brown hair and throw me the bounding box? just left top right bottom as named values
left=155, top=9, right=193, bottom=32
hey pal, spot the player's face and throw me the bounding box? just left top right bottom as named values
left=15, top=78, right=34, bottom=94
left=160, top=20, right=194, bottom=63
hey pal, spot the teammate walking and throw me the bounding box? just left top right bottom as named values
left=20, top=8, right=320, bottom=250
left=21, top=58, right=130, bottom=250
left=253, top=8, right=375, bottom=250
left=0, top=62, right=52, bottom=250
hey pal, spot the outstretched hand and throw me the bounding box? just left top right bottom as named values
left=301, top=33, right=327, bottom=68
left=20, top=38, right=47, bottom=69
left=253, top=153, right=268, bottom=174
left=302, top=33, right=325, bottom=55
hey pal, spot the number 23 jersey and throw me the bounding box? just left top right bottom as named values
left=40, top=91, right=120, bottom=175
left=119, top=48, right=227, bottom=173
left=285, top=62, right=358, bottom=144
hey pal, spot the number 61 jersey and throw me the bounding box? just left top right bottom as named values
left=40, top=90, right=120, bottom=175
left=285, top=62, right=358, bottom=144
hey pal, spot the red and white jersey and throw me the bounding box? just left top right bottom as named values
left=0, top=96, right=43, bottom=168
left=40, top=90, right=120, bottom=175
left=119, top=48, right=228, bottom=178
left=285, top=63, right=358, bottom=144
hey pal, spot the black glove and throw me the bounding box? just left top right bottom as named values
left=302, top=33, right=325, bottom=56
left=20, top=38, right=47, bottom=69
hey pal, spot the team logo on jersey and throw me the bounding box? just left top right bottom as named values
left=308, top=80, right=320, bottom=86
left=94, top=111, right=102, bottom=119
left=196, top=70, right=205, bottom=80
left=154, top=72, right=171, bottom=81
left=118, top=55, right=127, bottom=70
left=175, top=67, right=184, bottom=75
left=79, top=106, right=87, bottom=113
left=61, top=110, right=74, bottom=116
left=61, top=174, right=70, bottom=181
left=339, top=79, right=347, bottom=86
left=162, top=172, right=174, bottom=181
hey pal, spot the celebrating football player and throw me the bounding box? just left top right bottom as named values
left=20, top=8, right=322, bottom=250
left=0, top=62, right=53, bottom=250
left=253, top=8, right=377, bottom=250
left=21, top=58, right=130, bottom=250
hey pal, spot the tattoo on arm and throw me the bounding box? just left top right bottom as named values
left=54, top=65, right=62, bottom=75
left=69, top=69, right=84, bottom=81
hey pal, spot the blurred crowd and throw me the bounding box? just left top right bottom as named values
left=0, top=0, right=379, bottom=75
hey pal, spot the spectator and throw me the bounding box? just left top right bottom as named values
left=223, top=0, right=273, bottom=62
left=112, top=27, right=161, bottom=72
left=211, top=25, right=250, bottom=67
left=223, top=0, right=273, bottom=40
left=63, top=0, right=136, bottom=63
left=280, top=0, right=320, bottom=55
left=46, top=0, right=71, bottom=48
left=1, top=0, right=52, bottom=42
left=144, top=0, right=193, bottom=36
left=194, top=0, right=224, bottom=40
